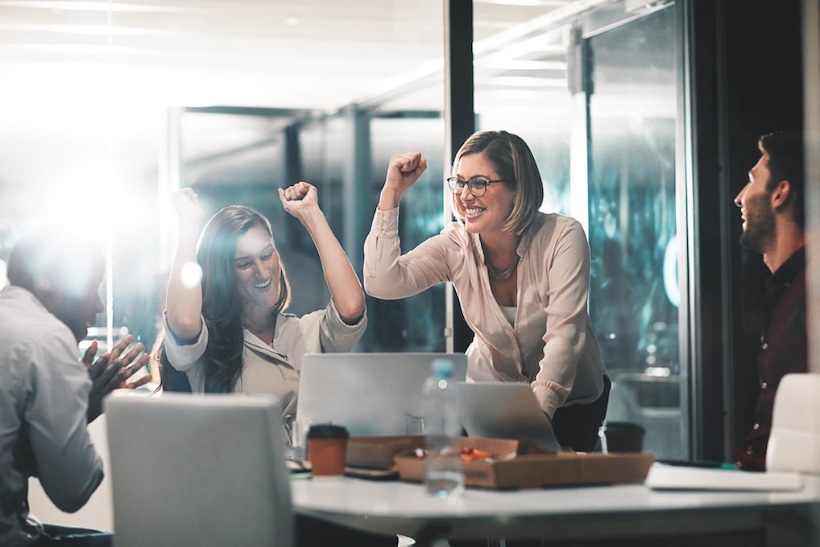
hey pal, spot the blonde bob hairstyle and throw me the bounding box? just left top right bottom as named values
left=451, top=130, right=544, bottom=235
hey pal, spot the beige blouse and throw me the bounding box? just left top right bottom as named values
left=364, top=207, right=607, bottom=418
left=163, top=300, right=367, bottom=418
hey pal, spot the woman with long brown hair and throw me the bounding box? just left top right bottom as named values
left=155, top=182, right=366, bottom=421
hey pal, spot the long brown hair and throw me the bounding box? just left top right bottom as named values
left=155, top=205, right=291, bottom=393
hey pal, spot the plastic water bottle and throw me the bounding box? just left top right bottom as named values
left=421, top=358, right=465, bottom=498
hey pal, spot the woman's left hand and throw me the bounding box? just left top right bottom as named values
left=279, top=181, right=320, bottom=220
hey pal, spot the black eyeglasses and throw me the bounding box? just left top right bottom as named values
left=446, top=177, right=506, bottom=197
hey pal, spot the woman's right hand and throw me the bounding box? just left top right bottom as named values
left=379, top=152, right=427, bottom=210
left=166, top=187, right=206, bottom=341
left=171, top=188, right=204, bottom=222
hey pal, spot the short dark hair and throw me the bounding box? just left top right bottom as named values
left=759, top=130, right=804, bottom=228
left=7, top=225, right=103, bottom=298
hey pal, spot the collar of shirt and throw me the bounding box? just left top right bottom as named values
left=516, top=213, right=546, bottom=257
left=765, top=246, right=806, bottom=296
left=243, top=328, right=292, bottom=367
left=471, top=213, right=545, bottom=263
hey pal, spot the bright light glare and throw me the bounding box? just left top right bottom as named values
left=0, top=259, right=7, bottom=289
left=180, top=261, right=203, bottom=289
left=41, top=165, right=131, bottom=235
left=663, top=234, right=680, bottom=307
left=644, top=367, right=671, bottom=378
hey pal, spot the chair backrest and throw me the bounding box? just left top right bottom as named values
left=766, top=373, right=820, bottom=475
left=105, top=393, right=292, bottom=547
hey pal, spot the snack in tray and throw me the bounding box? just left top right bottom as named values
left=412, top=446, right=494, bottom=462
left=459, top=447, right=491, bottom=462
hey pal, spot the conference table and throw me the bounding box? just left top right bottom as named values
left=291, top=471, right=820, bottom=546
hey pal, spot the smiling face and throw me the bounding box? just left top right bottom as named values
left=451, top=152, right=516, bottom=236
left=735, top=153, right=776, bottom=253
left=233, top=225, right=282, bottom=313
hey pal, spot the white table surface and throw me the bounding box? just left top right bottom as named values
left=291, top=473, right=820, bottom=544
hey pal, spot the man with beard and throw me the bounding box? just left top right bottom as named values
left=732, top=130, right=807, bottom=471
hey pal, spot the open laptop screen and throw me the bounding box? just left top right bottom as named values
left=457, top=382, right=563, bottom=452
left=296, top=353, right=468, bottom=437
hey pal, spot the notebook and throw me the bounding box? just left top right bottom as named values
left=296, top=353, right=468, bottom=437
left=646, top=462, right=803, bottom=491
left=456, top=382, right=563, bottom=452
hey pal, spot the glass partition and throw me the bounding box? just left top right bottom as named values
left=0, top=0, right=689, bottom=459
left=474, top=23, right=574, bottom=216
left=366, top=116, right=446, bottom=351
left=295, top=116, right=347, bottom=317
left=585, top=6, right=683, bottom=458
left=473, top=1, right=686, bottom=458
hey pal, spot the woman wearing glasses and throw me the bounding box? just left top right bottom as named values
left=364, top=130, right=609, bottom=452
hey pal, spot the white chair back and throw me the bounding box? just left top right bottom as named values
left=105, top=393, right=292, bottom=547
left=766, top=373, right=820, bottom=475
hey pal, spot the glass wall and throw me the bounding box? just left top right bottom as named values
left=473, top=8, right=574, bottom=215
left=170, top=0, right=687, bottom=458
left=0, top=0, right=690, bottom=458
left=473, top=1, right=686, bottom=459
left=585, top=7, right=683, bottom=458
left=115, top=1, right=689, bottom=458
left=367, top=116, right=447, bottom=351
left=172, top=106, right=449, bottom=354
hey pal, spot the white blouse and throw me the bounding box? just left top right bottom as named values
left=163, top=299, right=367, bottom=418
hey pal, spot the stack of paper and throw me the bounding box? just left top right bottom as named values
left=646, top=462, right=803, bottom=491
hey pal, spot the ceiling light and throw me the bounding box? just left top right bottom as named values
left=0, top=1, right=190, bottom=13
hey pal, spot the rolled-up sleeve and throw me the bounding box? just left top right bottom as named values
left=363, top=207, right=452, bottom=299
left=300, top=299, right=367, bottom=354
left=162, top=311, right=207, bottom=371
left=531, top=220, right=591, bottom=418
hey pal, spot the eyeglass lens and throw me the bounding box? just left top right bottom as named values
left=448, top=178, right=489, bottom=196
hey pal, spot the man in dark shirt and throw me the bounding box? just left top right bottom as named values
left=732, top=130, right=806, bottom=471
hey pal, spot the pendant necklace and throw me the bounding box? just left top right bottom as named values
left=248, top=322, right=275, bottom=344
left=485, top=255, right=520, bottom=281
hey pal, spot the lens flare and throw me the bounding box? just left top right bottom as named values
left=180, top=261, right=202, bottom=289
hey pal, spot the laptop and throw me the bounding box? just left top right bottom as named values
left=296, top=353, right=468, bottom=437
left=457, top=382, right=564, bottom=452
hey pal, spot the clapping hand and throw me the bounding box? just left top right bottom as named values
left=83, top=334, right=151, bottom=423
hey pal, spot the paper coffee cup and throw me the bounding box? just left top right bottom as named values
left=306, top=424, right=349, bottom=477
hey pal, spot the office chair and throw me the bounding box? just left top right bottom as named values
left=105, top=393, right=292, bottom=547
left=766, top=372, right=820, bottom=475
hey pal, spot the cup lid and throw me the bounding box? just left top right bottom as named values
left=306, top=424, right=349, bottom=440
